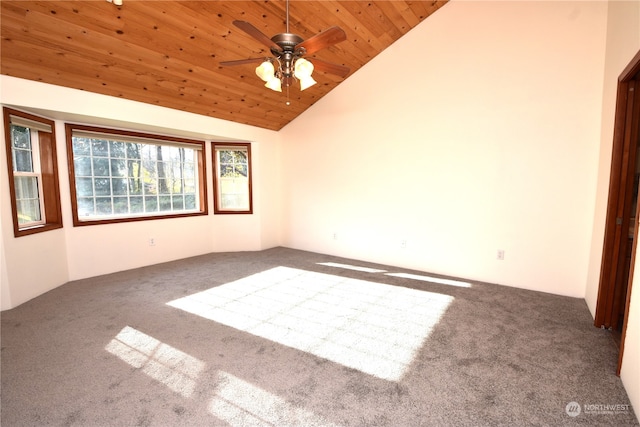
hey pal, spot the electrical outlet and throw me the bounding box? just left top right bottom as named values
left=333, top=232, right=338, bottom=240
left=497, top=249, right=505, bottom=260
left=401, top=240, right=407, bottom=249
left=149, top=238, right=156, bottom=246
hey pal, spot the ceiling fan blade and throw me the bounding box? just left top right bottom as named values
left=220, top=57, right=267, bottom=67
left=233, top=20, right=281, bottom=52
left=310, top=58, right=350, bottom=78
left=296, top=26, right=347, bottom=55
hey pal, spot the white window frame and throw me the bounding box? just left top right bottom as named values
left=10, top=120, right=46, bottom=228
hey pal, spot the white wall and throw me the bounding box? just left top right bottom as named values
left=280, top=0, right=607, bottom=298
left=0, top=95, right=70, bottom=309
left=589, top=0, right=640, bottom=418
left=1, top=0, right=638, bottom=417
left=586, top=1, right=640, bottom=314
left=0, top=76, right=282, bottom=309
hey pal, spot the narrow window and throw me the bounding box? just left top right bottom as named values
left=213, top=143, right=253, bottom=214
left=66, top=124, right=207, bottom=225
left=3, top=108, right=63, bottom=237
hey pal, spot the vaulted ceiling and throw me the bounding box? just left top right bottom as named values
left=1, top=1, right=448, bottom=131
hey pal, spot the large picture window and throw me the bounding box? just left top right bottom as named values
left=66, top=124, right=207, bottom=225
left=213, top=143, right=253, bottom=214
left=3, top=108, right=63, bottom=237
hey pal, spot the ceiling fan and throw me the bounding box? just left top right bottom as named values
left=220, top=0, right=350, bottom=93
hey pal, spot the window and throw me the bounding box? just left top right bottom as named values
left=213, top=143, right=253, bottom=214
left=3, top=108, right=63, bottom=237
left=66, top=124, right=207, bottom=225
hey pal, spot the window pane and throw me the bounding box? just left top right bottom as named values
left=94, top=178, right=111, bottom=196
left=73, top=138, right=91, bottom=156
left=222, top=194, right=248, bottom=210
left=77, top=197, right=95, bottom=216
left=75, top=177, right=94, bottom=197
left=91, top=140, right=109, bottom=157
left=184, top=179, right=196, bottom=193
left=158, top=161, right=171, bottom=178
left=93, top=158, right=110, bottom=176
left=129, top=178, right=142, bottom=195
left=109, top=141, right=126, bottom=158
left=127, top=160, right=141, bottom=176
left=185, top=194, right=196, bottom=210
left=112, top=178, right=128, bottom=195
left=95, top=197, right=112, bottom=215
left=14, top=176, right=39, bottom=199
left=70, top=128, right=203, bottom=222
left=145, top=196, right=158, bottom=212
left=172, top=195, right=184, bottom=210
left=126, top=143, right=142, bottom=159
left=142, top=162, right=157, bottom=185
left=15, top=176, right=42, bottom=224
left=158, top=179, right=170, bottom=195
left=11, top=122, right=35, bottom=173
left=13, top=149, right=33, bottom=172
left=130, top=197, right=144, bottom=213
left=220, top=164, right=234, bottom=177
left=74, top=157, right=92, bottom=176
left=220, top=151, right=233, bottom=163
left=110, top=159, right=127, bottom=177
left=16, top=199, right=42, bottom=224
left=113, top=197, right=128, bottom=214
left=11, top=126, right=31, bottom=150
left=234, top=151, right=247, bottom=163
left=145, top=180, right=157, bottom=195
left=235, top=164, right=248, bottom=177
left=214, top=146, right=251, bottom=214
left=159, top=145, right=172, bottom=160
left=159, top=195, right=171, bottom=211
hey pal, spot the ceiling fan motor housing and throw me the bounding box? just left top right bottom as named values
left=271, top=33, right=305, bottom=83
left=271, top=33, right=304, bottom=52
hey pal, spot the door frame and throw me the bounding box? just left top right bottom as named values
left=595, top=49, right=640, bottom=375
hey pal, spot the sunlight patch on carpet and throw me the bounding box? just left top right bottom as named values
left=105, top=326, right=205, bottom=397
left=209, top=371, right=341, bottom=426
left=385, top=272, right=472, bottom=288
left=167, top=267, right=453, bottom=381
left=316, top=262, right=387, bottom=273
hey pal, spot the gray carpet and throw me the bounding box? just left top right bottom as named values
left=1, top=247, right=638, bottom=426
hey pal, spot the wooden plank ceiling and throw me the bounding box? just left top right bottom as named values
left=1, top=1, right=448, bottom=131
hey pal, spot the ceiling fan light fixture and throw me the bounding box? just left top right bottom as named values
left=294, top=58, right=317, bottom=91
left=298, top=75, right=317, bottom=91
left=294, top=58, right=313, bottom=78
left=264, top=76, right=282, bottom=92
left=255, top=60, right=275, bottom=82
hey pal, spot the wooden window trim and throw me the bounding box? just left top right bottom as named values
left=65, top=124, right=208, bottom=226
left=3, top=107, right=63, bottom=237
left=212, top=142, right=253, bottom=215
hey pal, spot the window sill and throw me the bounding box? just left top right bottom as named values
left=15, top=222, right=63, bottom=238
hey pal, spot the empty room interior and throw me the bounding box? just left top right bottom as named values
left=1, top=0, right=640, bottom=425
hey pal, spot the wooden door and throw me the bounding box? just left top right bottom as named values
left=596, top=49, right=640, bottom=375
